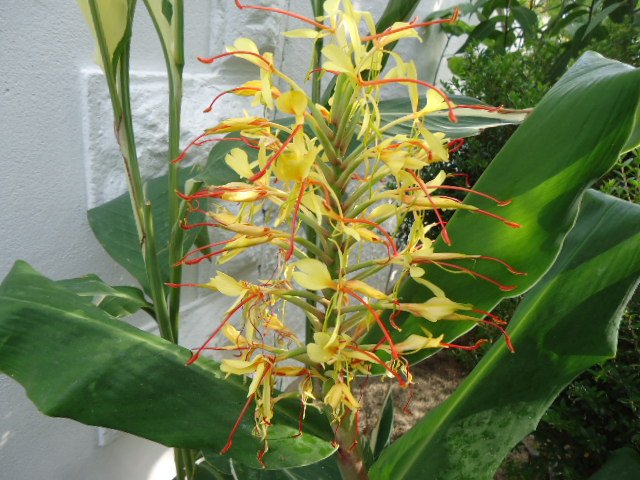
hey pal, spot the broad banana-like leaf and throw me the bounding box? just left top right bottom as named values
left=366, top=52, right=640, bottom=359
left=589, top=448, right=640, bottom=480
left=0, top=261, right=335, bottom=470
left=370, top=190, right=640, bottom=479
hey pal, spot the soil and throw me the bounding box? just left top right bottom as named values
left=358, top=352, right=471, bottom=441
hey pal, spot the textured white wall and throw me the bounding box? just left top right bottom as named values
left=0, top=1, right=460, bottom=479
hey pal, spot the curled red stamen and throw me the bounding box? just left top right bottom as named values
left=343, top=288, right=398, bottom=359
left=476, top=318, right=515, bottom=353
left=402, top=383, right=415, bottom=415
left=426, top=260, right=517, bottom=291
left=172, top=133, right=208, bottom=164
left=439, top=195, right=521, bottom=227
left=306, top=67, right=340, bottom=80
left=362, top=7, right=460, bottom=42
left=235, top=0, right=331, bottom=31
left=248, top=124, right=303, bottom=183
left=448, top=172, right=472, bottom=187
left=359, top=77, right=457, bottom=122
left=408, top=170, right=452, bottom=246
left=220, top=392, right=255, bottom=455
left=187, top=294, right=259, bottom=366
left=204, top=87, right=261, bottom=113
left=258, top=445, right=268, bottom=468
left=447, top=138, right=465, bottom=154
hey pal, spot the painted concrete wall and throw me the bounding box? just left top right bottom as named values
left=0, top=1, right=460, bottom=479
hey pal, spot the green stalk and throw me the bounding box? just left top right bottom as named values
left=310, top=0, right=324, bottom=104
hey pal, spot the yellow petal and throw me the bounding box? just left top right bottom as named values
left=276, top=90, right=308, bottom=123
left=225, top=148, right=253, bottom=179
left=206, top=271, right=245, bottom=297
left=292, top=259, right=335, bottom=290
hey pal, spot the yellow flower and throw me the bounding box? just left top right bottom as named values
left=398, top=297, right=473, bottom=322
left=324, top=381, right=360, bottom=415
left=276, top=90, right=308, bottom=125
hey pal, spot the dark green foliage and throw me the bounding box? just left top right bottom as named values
left=443, top=8, right=640, bottom=478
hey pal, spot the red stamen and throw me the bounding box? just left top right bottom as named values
left=408, top=184, right=511, bottom=206
left=204, top=87, right=261, bottom=113
left=476, top=318, right=515, bottom=353
left=234, top=0, right=331, bottom=31
left=248, top=124, right=303, bottom=183
left=220, top=392, right=255, bottom=455
left=286, top=179, right=308, bottom=261
left=187, top=294, right=258, bottom=365
left=447, top=138, right=465, bottom=154
left=340, top=216, right=398, bottom=256
left=402, top=383, right=415, bottom=415
left=360, top=77, right=457, bottom=122
left=440, top=339, right=488, bottom=351
left=439, top=195, right=521, bottom=228
left=198, top=50, right=273, bottom=69
left=347, top=346, right=407, bottom=386
left=408, top=170, right=452, bottom=246
left=176, top=238, right=235, bottom=266
left=362, top=7, right=460, bottom=42
left=343, top=288, right=398, bottom=359
left=426, top=260, right=517, bottom=291
left=172, top=133, right=207, bottom=164
left=257, top=445, right=268, bottom=468
left=472, top=308, right=506, bottom=325
left=478, top=256, right=526, bottom=275
left=448, top=172, right=472, bottom=187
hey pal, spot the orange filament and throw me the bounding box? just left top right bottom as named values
left=477, top=256, right=526, bottom=275
left=204, top=86, right=262, bottom=113
left=339, top=216, right=398, bottom=256
left=343, top=287, right=398, bottom=359
left=447, top=138, right=465, bottom=154
left=425, top=260, right=517, bottom=291
left=306, top=67, right=341, bottom=79
left=221, top=392, right=256, bottom=455
left=187, top=294, right=259, bottom=365
left=359, top=77, right=457, bottom=122
left=402, top=383, right=415, bottom=415
left=286, top=178, right=308, bottom=261
left=448, top=172, right=472, bottom=187
left=175, top=238, right=235, bottom=266
left=362, top=7, right=460, bottom=42
left=441, top=339, right=488, bottom=351
left=439, top=195, right=521, bottom=228
left=408, top=170, right=451, bottom=246
left=248, top=124, right=303, bottom=183
left=198, top=50, right=273, bottom=70
left=172, top=133, right=207, bottom=164
left=407, top=183, right=512, bottom=206
left=234, top=0, right=332, bottom=31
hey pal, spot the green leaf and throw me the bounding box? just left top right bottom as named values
left=511, top=6, right=538, bottom=42
left=57, top=274, right=152, bottom=319
left=202, top=453, right=342, bottom=479
left=370, top=190, right=640, bottom=479
left=87, top=160, right=232, bottom=291
left=367, top=53, right=640, bottom=360
left=373, top=0, right=421, bottom=33
left=0, top=261, right=335, bottom=470
left=378, top=94, right=529, bottom=138
left=370, top=389, right=394, bottom=461
left=588, top=448, right=640, bottom=480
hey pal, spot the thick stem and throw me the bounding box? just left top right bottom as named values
left=335, top=413, right=369, bottom=480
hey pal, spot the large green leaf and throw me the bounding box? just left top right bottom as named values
left=0, top=261, right=335, bottom=470
left=366, top=52, right=640, bottom=356
left=379, top=94, right=529, bottom=138
left=57, top=274, right=153, bottom=319
left=589, top=448, right=640, bottom=480
left=369, top=190, right=640, bottom=479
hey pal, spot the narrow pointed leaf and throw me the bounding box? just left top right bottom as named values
left=0, top=261, right=335, bottom=470
left=370, top=190, right=640, bottom=479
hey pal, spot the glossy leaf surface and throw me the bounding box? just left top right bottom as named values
left=0, top=262, right=335, bottom=470
left=370, top=190, right=640, bottom=479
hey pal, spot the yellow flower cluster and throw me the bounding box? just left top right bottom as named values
left=171, top=0, right=520, bottom=462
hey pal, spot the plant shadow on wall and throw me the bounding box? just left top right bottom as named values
left=0, top=1, right=640, bottom=480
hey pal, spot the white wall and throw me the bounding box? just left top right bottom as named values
left=0, top=1, right=459, bottom=478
